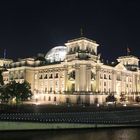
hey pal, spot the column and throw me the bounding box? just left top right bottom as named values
left=75, top=64, right=80, bottom=91
left=96, top=66, right=100, bottom=92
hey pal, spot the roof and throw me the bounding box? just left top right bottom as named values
left=67, top=37, right=96, bottom=43
left=118, top=55, right=139, bottom=60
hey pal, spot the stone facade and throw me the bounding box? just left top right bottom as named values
left=2, top=37, right=140, bottom=105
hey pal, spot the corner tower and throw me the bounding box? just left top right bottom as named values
left=65, top=37, right=99, bottom=62
left=117, top=55, right=139, bottom=71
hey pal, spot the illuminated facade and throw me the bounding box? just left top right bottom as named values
left=2, top=37, right=140, bottom=105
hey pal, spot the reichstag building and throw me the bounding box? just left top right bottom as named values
left=2, top=37, right=140, bottom=105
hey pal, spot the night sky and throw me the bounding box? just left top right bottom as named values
left=0, top=0, right=140, bottom=62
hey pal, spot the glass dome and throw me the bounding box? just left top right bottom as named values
left=45, top=46, right=67, bottom=63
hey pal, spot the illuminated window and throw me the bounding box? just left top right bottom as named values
left=35, top=74, right=38, bottom=80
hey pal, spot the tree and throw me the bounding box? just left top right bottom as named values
left=135, top=96, right=140, bottom=103
left=120, top=93, right=126, bottom=102
left=0, top=85, right=10, bottom=103
left=0, top=80, right=33, bottom=104
left=19, top=81, right=32, bottom=101
left=106, top=94, right=117, bottom=102
left=0, top=70, right=6, bottom=102
left=0, top=70, right=4, bottom=86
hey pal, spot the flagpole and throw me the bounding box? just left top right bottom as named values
left=127, top=47, right=130, bottom=56
left=4, top=49, right=6, bottom=59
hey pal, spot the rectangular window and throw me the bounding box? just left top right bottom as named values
left=44, top=74, right=47, bottom=79
left=100, top=74, right=103, bottom=79
left=39, top=75, right=43, bottom=79
left=54, top=97, right=56, bottom=101
left=50, top=87, right=52, bottom=92
left=49, top=74, right=53, bottom=79
left=55, top=73, right=58, bottom=78
left=48, top=96, right=51, bottom=101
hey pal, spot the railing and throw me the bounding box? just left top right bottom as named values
left=0, top=110, right=140, bottom=125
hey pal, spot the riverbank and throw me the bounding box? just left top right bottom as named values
left=0, top=121, right=140, bottom=131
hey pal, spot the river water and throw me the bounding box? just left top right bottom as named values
left=0, top=128, right=140, bottom=140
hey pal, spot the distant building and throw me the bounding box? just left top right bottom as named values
left=0, top=58, right=13, bottom=69
left=2, top=37, right=140, bottom=105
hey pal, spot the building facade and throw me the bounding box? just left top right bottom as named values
left=2, top=37, right=140, bottom=105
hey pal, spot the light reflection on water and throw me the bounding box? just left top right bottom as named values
left=0, top=128, right=140, bottom=140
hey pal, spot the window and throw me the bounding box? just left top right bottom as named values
left=14, top=73, right=18, bottom=79
left=91, top=72, right=95, bottom=80
left=104, top=82, right=106, bottom=86
left=49, top=74, right=53, bottom=79
left=66, top=98, right=69, bottom=104
left=104, top=74, right=107, bottom=79
left=44, top=96, right=46, bottom=101
left=71, top=83, right=75, bottom=91
left=76, top=46, right=79, bottom=51
left=50, top=87, right=52, bottom=92
left=20, top=72, right=24, bottom=79
left=39, top=75, right=43, bottom=79
left=45, top=88, right=47, bottom=92
left=100, top=74, right=103, bottom=79
left=54, top=97, right=56, bottom=101
left=48, top=96, right=51, bottom=101
left=69, top=71, right=75, bottom=80
left=55, top=73, right=58, bottom=78
left=44, top=74, right=47, bottom=79
left=109, top=75, right=111, bottom=80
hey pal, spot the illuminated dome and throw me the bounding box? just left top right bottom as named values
left=45, top=46, right=67, bottom=63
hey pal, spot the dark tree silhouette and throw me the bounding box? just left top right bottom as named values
left=120, top=93, right=126, bottom=102
left=135, top=96, right=140, bottom=103
left=0, top=80, right=32, bottom=104
left=106, top=94, right=117, bottom=102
